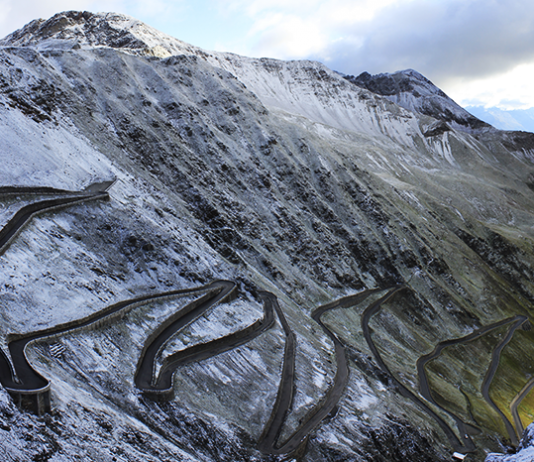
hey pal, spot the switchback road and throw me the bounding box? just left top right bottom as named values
left=417, top=315, right=529, bottom=448
left=362, top=286, right=477, bottom=453
left=510, top=377, right=534, bottom=436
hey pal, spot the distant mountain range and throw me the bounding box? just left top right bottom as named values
left=465, top=106, right=534, bottom=133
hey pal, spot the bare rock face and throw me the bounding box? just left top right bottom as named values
left=0, top=10, right=534, bottom=462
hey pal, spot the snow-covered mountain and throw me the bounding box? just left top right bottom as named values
left=0, top=10, right=534, bottom=462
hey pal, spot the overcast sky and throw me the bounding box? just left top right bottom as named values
left=0, top=0, right=533, bottom=109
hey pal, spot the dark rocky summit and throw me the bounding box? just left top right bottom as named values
left=345, top=69, right=492, bottom=131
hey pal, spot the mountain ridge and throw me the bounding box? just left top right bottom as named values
left=0, top=10, right=197, bottom=56
left=0, top=11, right=453, bottom=148
left=345, top=69, right=492, bottom=133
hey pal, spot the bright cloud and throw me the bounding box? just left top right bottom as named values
left=246, top=12, right=328, bottom=59
left=447, top=62, right=534, bottom=110
left=215, top=0, right=399, bottom=59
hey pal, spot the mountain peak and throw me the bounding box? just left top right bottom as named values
left=344, top=69, right=490, bottom=132
left=0, top=11, right=196, bottom=57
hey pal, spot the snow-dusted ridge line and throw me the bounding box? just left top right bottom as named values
left=345, top=69, right=492, bottom=133
left=0, top=10, right=200, bottom=57
left=0, top=10, right=424, bottom=148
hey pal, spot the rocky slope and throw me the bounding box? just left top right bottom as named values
left=486, top=423, right=534, bottom=462
left=0, top=10, right=534, bottom=462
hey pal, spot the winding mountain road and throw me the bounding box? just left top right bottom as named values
left=0, top=181, right=114, bottom=197
left=1, top=274, right=378, bottom=457
left=361, top=286, right=478, bottom=453
left=510, top=377, right=534, bottom=436
left=134, top=281, right=279, bottom=396
left=417, top=315, right=529, bottom=447
left=482, top=316, right=528, bottom=446
left=2, top=182, right=532, bottom=456
left=257, top=292, right=297, bottom=454
left=136, top=287, right=382, bottom=457
left=256, top=288, right=381, bottom=456
left=0, top=181, right=114, bottom=257
left=3, top=285, right=234, bottom=394
left=0, top=186, right=74, bottom=196
left=0, top=184, right=371, bottom=456
left=0, top=182, right=113, bottom=410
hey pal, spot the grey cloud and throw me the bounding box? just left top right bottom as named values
left=315, top=0, right=534, bottom=84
